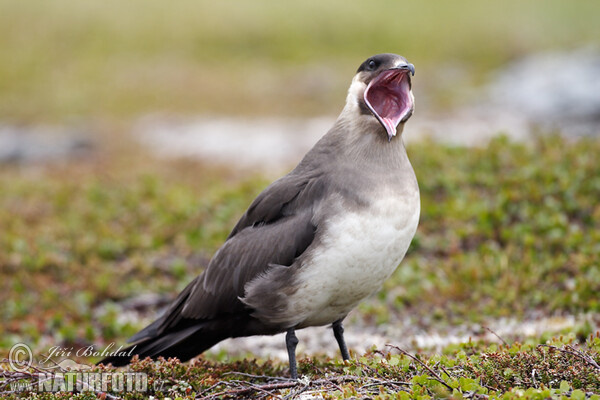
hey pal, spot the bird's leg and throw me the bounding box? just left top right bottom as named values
left=285, top=328, right=299, bottom=379
left=332, top=319, right=350, bottom=360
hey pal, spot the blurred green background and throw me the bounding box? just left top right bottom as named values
left=1, top=0, right=599, bottom=122
left=1, top=0, right=599, bottom=366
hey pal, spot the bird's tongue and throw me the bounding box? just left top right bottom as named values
left=364, top=69, right=413, bottom=140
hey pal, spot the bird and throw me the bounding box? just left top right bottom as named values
left=99, top=53, right=419, bottom=379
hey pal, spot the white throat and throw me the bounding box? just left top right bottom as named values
left=344, top=75, right=367, bottom=114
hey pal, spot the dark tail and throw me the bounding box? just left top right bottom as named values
left=97, top=276, right=277, bottom=367
left=98, top=321, right=230, bottom=367
left=97, top=277, right=223, bottom=367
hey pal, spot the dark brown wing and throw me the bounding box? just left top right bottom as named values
left=131, top=170, right=328, bottom=341
left=181, top=208, right=317, bottom=319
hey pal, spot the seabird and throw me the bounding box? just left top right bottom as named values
left=99, top=53, right=419, bottom=379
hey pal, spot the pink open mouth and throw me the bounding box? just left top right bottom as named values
left=364, top=69, right=413, bottom=140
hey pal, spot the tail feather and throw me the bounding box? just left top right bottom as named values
left=97, top=277, right=280, bottom=368
left=127, top=277, right=200, bottom=344
left=127, top=317, right=162, bottom=344
left=98, top=323, right=225, bottom=367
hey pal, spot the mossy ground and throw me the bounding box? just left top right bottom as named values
left=2, top=337, right=600, bottom=399
left=1, top=135, right=599, bottom=398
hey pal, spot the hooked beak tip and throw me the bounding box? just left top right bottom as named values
left=392, top=63, right=415, bottom=76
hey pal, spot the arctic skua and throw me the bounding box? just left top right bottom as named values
left=99, top=53, right=419, bottom=379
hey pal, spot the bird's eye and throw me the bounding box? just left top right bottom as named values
left=367, top=60, right=376, bottom=70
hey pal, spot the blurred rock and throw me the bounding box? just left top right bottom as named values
left=0, top=124, right=94, bottom=164
left=409, top=48, right=600, bottom=145
left=488, top=47, right=600, bottom=136
left=134, top=48, right=600, bottom=171
left=135, top=115, right=333, bottom=174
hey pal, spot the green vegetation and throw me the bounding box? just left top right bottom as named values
left=1, top=0, right=599, bottom=121
left=1, top=135, right=599, bottom=398
left=2, top=336, right=600, bottom=399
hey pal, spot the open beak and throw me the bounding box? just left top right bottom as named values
left=364, top=64, right=415, bottom=141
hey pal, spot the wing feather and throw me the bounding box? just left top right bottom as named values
left=152, top=170, right=327, bottom=333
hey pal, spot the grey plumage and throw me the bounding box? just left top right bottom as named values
left=99, top=53, right=419, bottom=378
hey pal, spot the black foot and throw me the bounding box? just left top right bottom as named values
left=286, top=328, right=299, bottom=379
left=332, top=320, right=350, bottom=360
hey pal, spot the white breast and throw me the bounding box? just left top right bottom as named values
left=289, top=188, right=420, bottom=328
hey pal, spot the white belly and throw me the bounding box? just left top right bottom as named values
left=290, top=189, right=420, bottom=328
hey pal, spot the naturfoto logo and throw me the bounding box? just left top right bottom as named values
left=5, top=342, right=150, bottom=394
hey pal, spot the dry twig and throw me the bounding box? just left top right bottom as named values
left=538, top=344, right=600, bottom=371
left=482, top=326, right=509, bottom=346
left=196, top=375, right=365, bottom=399
left=386, top=344, right=454, bottom=392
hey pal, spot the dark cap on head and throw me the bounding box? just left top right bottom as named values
left=355, top=53, right=415, bottom=140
